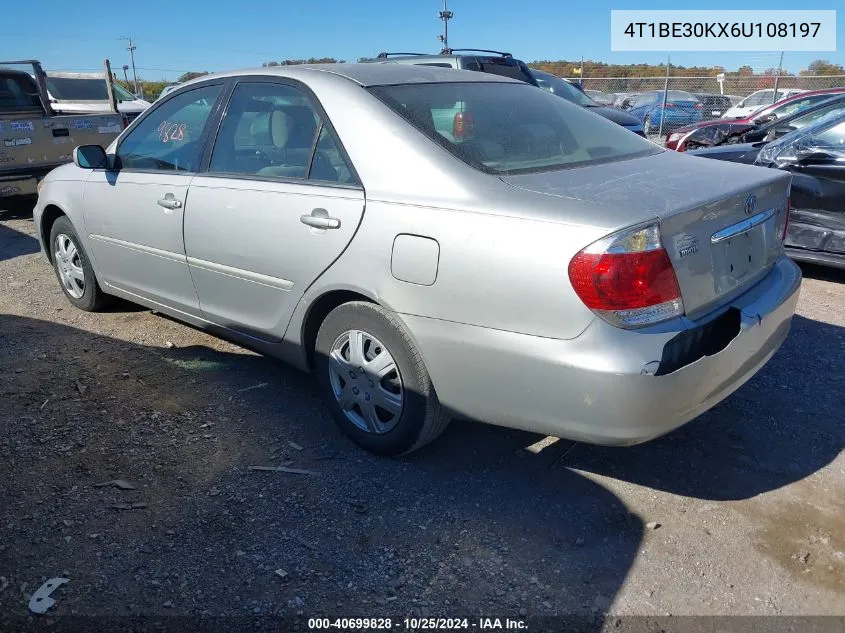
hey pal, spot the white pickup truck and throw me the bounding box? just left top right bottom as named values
left=1, top=59, right=125, bottom=199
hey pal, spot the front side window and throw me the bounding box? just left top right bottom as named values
left=812, top=120, right=845, bottom=149
left=744, top=91, right=769, bottom=107
left=208, top=81, right=354, bottom=184
left=117, top=84, right=222, bottom=171
left=769, top=94, right=834, bottom=119
left=370, top=81, right=659, bottom=175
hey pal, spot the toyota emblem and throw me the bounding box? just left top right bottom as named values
left=744, top=194, right=757, bottom=216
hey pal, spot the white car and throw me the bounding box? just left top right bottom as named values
left=156, top=83, right=182, bottom=101
left=721, top=88, right=806, bottom=119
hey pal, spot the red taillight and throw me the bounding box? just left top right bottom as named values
left=452, top=111, right=473, bottom=139
left=663, top=102, right=676, bottom=108
left=121, top=115, right=129, bottom=129
left=568, top=224, right=684, bottom=328
left=694, top=103, right=703, bottom=109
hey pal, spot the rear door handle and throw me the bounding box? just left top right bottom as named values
left=300, top=208, right=340, bottom=230
left=157, top=194, right=182, bottom=210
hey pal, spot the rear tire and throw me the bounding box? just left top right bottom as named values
left=314, top=302, right=450, bottom=456
left=644, top=115, right=653, bottom=137
left=49, top=216, right=110, bottom=312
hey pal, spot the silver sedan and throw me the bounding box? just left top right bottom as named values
left=34, top=64, right=800, bottom=456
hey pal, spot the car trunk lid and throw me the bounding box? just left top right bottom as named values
left=500, top=150, right=791, bottom=319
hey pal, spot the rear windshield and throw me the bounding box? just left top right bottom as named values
left=369, top=82, right=659, bottom=175
left=474, top=59, right=535, bottom=84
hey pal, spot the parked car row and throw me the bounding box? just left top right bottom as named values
left=666, top=88, right=845, bottom=151
left=687, top=106, right=845, bottom=270
left=33, top=58, right=801, bottom=457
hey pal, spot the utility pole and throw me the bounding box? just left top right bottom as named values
left=438, top=0, right=454, bottom=53
left=120, top=36, right=140, bottom=98
left=772, top=51, right=784, bottom=104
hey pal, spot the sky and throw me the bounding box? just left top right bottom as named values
left=2, top=0, right=843, bottom=82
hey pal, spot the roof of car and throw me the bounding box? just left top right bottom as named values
left=191, top=63, right=519, bottom=88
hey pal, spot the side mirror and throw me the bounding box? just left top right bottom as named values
left=795, top=145, right=835, bottom=165
left=755, top=114, right=775, bottom=125
left=73, top=145, right=107, bottom=169
left=771, top=125, right=797, bottom=140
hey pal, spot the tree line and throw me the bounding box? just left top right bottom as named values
left=117, top=58, right=844, bottom=101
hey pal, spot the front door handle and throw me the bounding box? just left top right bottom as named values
left=300, top=208, right=340, bottom=230
left=157, top=194, right=182, bottom=210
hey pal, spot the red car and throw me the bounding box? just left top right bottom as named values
left=665, top=87, right=845, bottom=151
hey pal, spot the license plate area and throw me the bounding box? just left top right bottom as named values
left=712, top=225, right=767, bottom=295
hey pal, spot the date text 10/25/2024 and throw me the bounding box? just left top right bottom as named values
left=307, top=618, right=528, bottom=630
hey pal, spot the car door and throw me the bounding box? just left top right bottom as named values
left=784, top=120, right=845, bottom=254
left=183, top=79, right=364, bottom=341
left=82, top=83, right=225, bottom=316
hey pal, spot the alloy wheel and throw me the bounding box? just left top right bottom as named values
left=54, top=233, right=85, bottom=299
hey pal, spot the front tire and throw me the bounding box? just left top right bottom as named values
left=315, top=302, right=450, bottom=456
left=49, top=216, right=110, bottom=312
left=643, top=115, right=653, bottom=137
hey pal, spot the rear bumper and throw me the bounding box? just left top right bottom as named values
left=402, top=257, right=801, bottom=445
left=1, top=164, right=63, bottom=198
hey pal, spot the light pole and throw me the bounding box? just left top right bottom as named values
left=439, top=0, right=454, bottom=53
left=122, top=64, right=130, bottom=85
left=120, top=36, right=140, bottom=98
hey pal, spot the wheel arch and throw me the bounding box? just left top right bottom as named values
left=300, top=288, right=378, bottom=371
left=40, top=204, right=68, bottom=263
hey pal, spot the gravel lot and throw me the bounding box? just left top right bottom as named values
left=1, top=200, right=843, bottom=630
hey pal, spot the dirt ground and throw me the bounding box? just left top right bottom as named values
left=1, top=200, right=843, bottom=631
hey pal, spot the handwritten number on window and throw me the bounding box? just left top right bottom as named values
left=157, top=121, right=186, bottom=143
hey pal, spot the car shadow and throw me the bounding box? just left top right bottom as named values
left=1, top=307, right=841, bottom=622
left=798, top=262, right=845, bottom=284
left=0, top=195, right=37, bottom=220
left=0, top=314, right=638, bottom=625
left=1, top=196, right=39, bottom=263
left=0, top=221, right=39, bottom=262
left=559, top=314, right=844, bottom=501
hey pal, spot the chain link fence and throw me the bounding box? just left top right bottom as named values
left=568, top=74, right=845, bottom=141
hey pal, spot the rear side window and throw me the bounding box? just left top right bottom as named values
left=208, top=81, right=356, bottom=184
left=789, top=100, right=845, bottom=130
left=370, top=82, right=659, bottom=175
left=0, top=73, right=41, bottom=110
